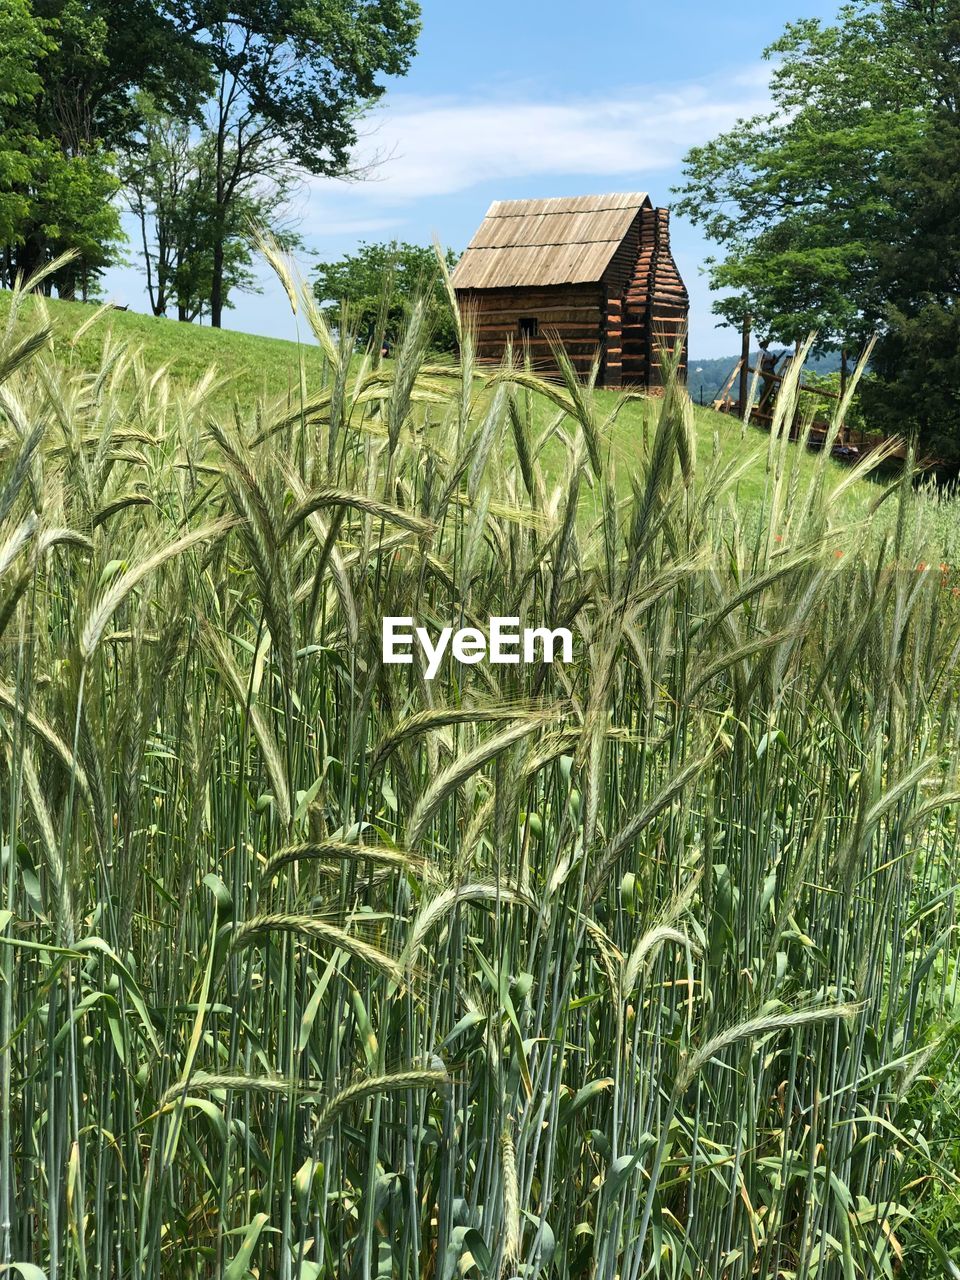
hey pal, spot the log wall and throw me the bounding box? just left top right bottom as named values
left=457, top=284, right=605, bottom=380
left=598, top=206, right=644, bottom=388
left=621, top=207, right=689, bottom=388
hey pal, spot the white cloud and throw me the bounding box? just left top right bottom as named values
left=299, top=72, right=772, bottom=228
left=307, top=216, right=403, bottom=238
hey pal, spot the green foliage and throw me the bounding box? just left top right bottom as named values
left=169, top=0, right=422, bottom=324
left=864, top=8, right=960, bottom=453
left=0, top=0, right=138, bottom=295
left=313, top=239, right=460, bottom=353
left=31, top=141, right=124, bottom=294
left=898, top=1043, right=960, bottom=1278
left=0, top=272, right=956, bottom=1278
left=184, top=0, right=422, bottom=175
left=32, top=0, right=209, bottom=151
left=0, top=0, right=421, bottom=317
left=675, top=0, right=960, bottom=451
left=797, top=367, right=873, bottom=436
left=675, top=3, right=921, bottom=346
left=0, top=0, right=48, bottom=248
left=122, top=96, right=298, bottom=321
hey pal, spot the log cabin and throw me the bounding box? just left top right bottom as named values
left=451, top=192, right=688, bottom=389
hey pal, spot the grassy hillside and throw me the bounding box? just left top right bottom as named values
left=579, top=388, right=854, bottom=512
left=0, top=290, right=855, bottom=514
left=0, top=290, right=329, bottom=408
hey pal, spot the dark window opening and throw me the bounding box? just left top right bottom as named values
left=518, top=317, right=538, bottom=338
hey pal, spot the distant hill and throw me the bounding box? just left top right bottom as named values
left=688, top=351, right=845, bottom=406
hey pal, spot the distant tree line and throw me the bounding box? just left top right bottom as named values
left=313, top=240, right=460, bottom=355
left=0, top=0, right=421, bottom=324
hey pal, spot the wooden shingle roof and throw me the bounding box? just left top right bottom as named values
left=452, top=192, right=650, bottom=290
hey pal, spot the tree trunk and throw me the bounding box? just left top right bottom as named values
left=210, top=231, right=224, bottom=327
left=211, top=82, right=227, bottom=329
left=19, top=237, right=42, bottom=286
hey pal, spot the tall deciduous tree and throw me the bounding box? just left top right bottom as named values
left=867, top=5, right=960, bottom=448
left=0, top=0, right=209, bottom=295
left=172, top=0, right=421, bottom=327
left=122, top=95, right=297, bottom=321
left=0, top=0, right=123, bottom=297
left=674, top=1, right=960, bottom=447
left=32, top=0, right=208, bottom=154
left=1, top=1, right=420, bottom=315
left=0, top=0, right=48, bottom=267
left=674, top=3, right=926, bottom=349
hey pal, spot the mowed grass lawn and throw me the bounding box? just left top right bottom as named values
left=0, top=288, right=859, bottom=514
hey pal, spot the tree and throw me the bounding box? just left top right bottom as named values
left=170, top=0, right=422, bottom=327
left=25, top=140, right=124, bottom=299
left=673, top=0, right=960, bottom=450
left=0, top=0, right=48, bottom=270
left=1, top=1, right=421, bottom=318
left=864, top=6, right=960, bottom=449
left=0, top=0, right=210, bottom=296
left=122, top=96, right=297, bottom=321
left=0, top=0, right=124, bottom=296
left=313, top=240, right=460, bottom=354
left=674, top=4, right=933, bottom=351
left=675, top=1, right=960, bottom=448
left=31, top=0, right=209, bottom=153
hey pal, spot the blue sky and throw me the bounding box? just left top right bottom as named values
left=101, top=0, right=845, bottom=358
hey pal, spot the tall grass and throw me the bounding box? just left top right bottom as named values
left=0, top=267, right=959, bottom=1279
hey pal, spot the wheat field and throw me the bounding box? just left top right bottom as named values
left=0, top=257, right=959, bottom=1279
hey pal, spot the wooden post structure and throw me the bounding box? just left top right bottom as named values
left=604, top=294, right=622, bottom=389
left=839, top=347, right=849, bottom=440
left=738, top=313, right=752, bottom=419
